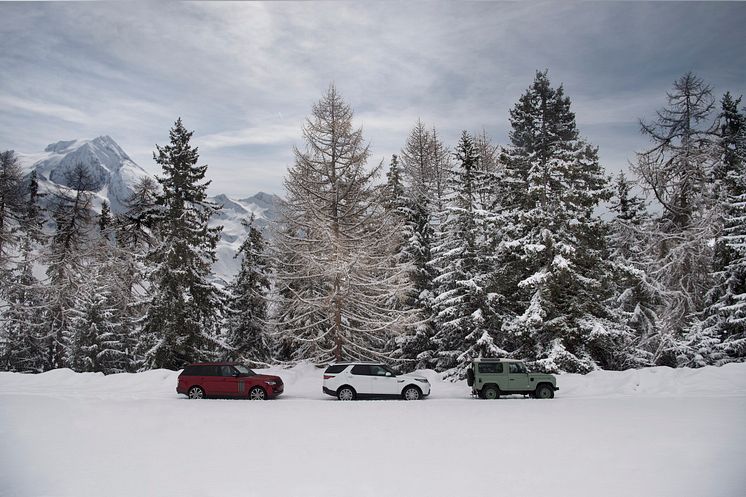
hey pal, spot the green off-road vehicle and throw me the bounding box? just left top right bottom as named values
left=466, top=358, right=559, bottom=399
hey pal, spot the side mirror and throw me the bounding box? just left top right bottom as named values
left=232, top=371, right=240, bottom=377
left=385, top=371, right=392, bottom=377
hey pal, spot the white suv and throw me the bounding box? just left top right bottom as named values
left=322, top=362, right=431, bottom=400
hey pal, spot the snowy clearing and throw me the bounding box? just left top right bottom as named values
left=1, top=364, right=745, bottom=497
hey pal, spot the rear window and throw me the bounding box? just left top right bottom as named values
left=478, top=362, right=503, bottom=374
left=350, top=365, right=371, bottom=376
left=325, top=365, right=347, bottom=374
left=181, top=366, right=200, bottom=376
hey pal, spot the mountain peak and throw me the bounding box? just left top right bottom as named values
left=44, top=139, right=80, bottom=153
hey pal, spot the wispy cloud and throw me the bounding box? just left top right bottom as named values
left=0, top=94, right=90, bottom=124
left=199, top=123, right=302, bottom=150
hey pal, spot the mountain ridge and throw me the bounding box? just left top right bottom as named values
left=16, top=136, right=280, bottom=281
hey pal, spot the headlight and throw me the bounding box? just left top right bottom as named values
left=265, top=381, right=277, bottom=385
left=414, top=378, right=429, bottom=383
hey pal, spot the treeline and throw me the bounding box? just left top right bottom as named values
left=0, top=71, right=744, bottom=375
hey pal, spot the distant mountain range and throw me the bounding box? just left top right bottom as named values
left=16, top=136, right=280, bottom=282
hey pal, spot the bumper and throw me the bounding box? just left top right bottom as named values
left=323, top=386, right=337, bottom=397
left=269, top=384, right=284, bottom=397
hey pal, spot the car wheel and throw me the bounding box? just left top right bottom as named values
left=188, top=386, right=205, bottom=399
left=249, top=386, right=267, bottom=400
left=535, top=384, right=554, bottom=399
left=402, top=386, right=421, bottom=400
left=483, top=385, right=500, bottom=400
left=337, top=386, right=356, bottom=401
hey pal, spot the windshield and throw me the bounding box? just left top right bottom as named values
left=234, top=365, right=255, bottom=376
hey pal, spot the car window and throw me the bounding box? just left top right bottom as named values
left=508, top=363, right=526, bottom=374
left=219, top=365, right=235, bottom=377
left=478, top=362, right=503, bottom=374
left=200, top=366, right=218, bottom=376
left=325, top=365, right=347, bottom=374
left=350, top=365, right=371, bottom=376
left=369, top=365, right=390, bottom=376
left=182, top=366, right=197, bottom=376
left=234, top=365, right=255, bottom=376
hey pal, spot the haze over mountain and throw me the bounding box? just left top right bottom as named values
left=15, top=136, right=279, bottom=281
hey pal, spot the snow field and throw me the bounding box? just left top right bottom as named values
left=1, top=363, right=745, bottom=497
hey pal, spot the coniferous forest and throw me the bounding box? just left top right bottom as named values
left=1, top=71, right=744, bottom=376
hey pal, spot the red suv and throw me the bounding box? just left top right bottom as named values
left=177, top=362, right=284, bottom=400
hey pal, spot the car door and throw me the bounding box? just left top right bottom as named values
left=200, top=365, right=222, bottom=396
left=349, top=365, right=373, bottom=395
left=218, top=365, right=240, bottom=397
left=506, top=362, right=530, bottom=391
left=476, top=361, right=504, bottom=391
left=368, top=364, right=399, bottom=395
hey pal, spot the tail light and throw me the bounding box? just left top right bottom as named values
left=323, top=375, right=335, bottom=380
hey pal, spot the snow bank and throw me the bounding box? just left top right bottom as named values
left=2, top=362, right=744, bottom=400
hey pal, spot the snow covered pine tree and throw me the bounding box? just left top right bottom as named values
left=499, top=71, right=612, bottom=373
left=0, top=170, right=46, bottom=372
left=139, top=118, right=226, bottom=370
left=431, top=131, right=506, bottom=375
left=225, top=215, right=272, bottom=365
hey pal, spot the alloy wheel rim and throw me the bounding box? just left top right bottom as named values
left=250, top=389, right=265, bottom=400
left=189, top=388, right=203, bottom=399
left=339, top=389, right=353, bottom=400
left=405, top=388, right=419, bottom=400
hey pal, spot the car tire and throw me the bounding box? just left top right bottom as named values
left=188, top=386, right=205, bottom=399
left=402, top=385, right=422, bottom=400
left=535, top=384, right=554, bottom=399
left=337, top=386, right=356, bottom=401
left=248, top=386, right=267, bottom=400
left=483, top=385, right=500, bottom=400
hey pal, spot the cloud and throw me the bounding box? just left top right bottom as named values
left=0, top=1, right=744, bottom=197
left=0, top=94, right=90, bottom=124
left=199, top=123, right=303, bottom=150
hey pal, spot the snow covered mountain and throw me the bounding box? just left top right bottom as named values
left=16, top=136, right=280, bottom=281
left=209, top=191, right=280, bottom=282
left=16, top=136, right=152, bottom=213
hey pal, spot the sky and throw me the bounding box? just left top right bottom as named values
left=1, top=1, right=745, bottom=197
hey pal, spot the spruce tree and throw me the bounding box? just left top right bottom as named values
left=98, top=200, right=112, bottom=233
left=140, top=118, right=226, bottom=370
left=499, top=71, right=611, bottom=373
left=381, top=153, right=436, bottom=369
left=225, top=216, right=272, bottom=364
left=603, top=172, right=662, bottom=368
left=691, top=93, right=746, bottom=364
left=0, top=171, right=46, bottom=372
left=431, top=131, right=505, bottom=374
left=0, top=150, right=25, bottom=273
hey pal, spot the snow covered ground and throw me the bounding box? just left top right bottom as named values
left=1, top=363, right=745, bottom=497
